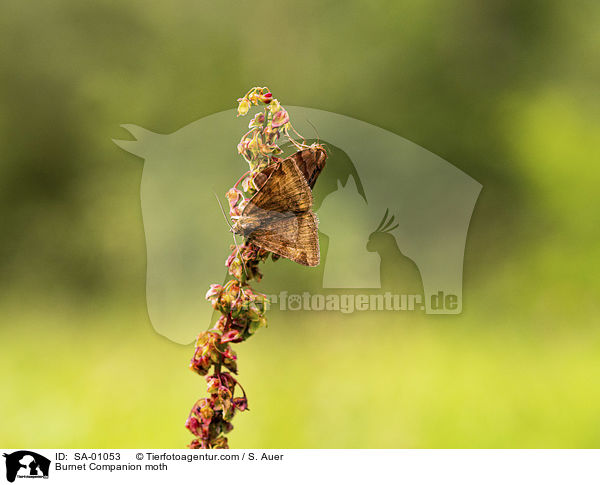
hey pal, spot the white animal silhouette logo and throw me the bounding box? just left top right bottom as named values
left=115, top=107, right=481, bottom=343
left=318, top=176, right=380, bottom=288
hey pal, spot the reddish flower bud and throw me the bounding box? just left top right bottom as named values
left=237, top=98, right=250, bottom=117
left=226, top=251, right=238, bottom=268
left=212, top=436, right=229, bottom=449
left=233, top=397, right=249, bottom=411
left=206, top=376, right=220, bottom=394
left=224, top=355, right=238, bottom=374
left=205, top=284, right=223, bottom=300
left=271, top=109, right=289, bottom=128
left=226, top=188, right=243, bottom=209
left=214, top=315, right=227, bottom=332
left=198, top=399, right=214, bottom=421
left=190, top=353, right=210, bottom=376
left=218, top=372, right=237, bottom=389
left=221, top=330, right=242, bottom=343
left=260, top=92, right=273, bottom=103
left=222, top=347, right=237, bottom=361
left=185, top=416, right=201, bottom=436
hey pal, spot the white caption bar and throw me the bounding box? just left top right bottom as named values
left=2, top=449, right=599, bottom=484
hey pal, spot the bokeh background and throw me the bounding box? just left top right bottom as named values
left=1, top=0, right=599, bottom=448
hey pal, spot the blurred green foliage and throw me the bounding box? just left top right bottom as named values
left=1, top=0, right=599, bottom=447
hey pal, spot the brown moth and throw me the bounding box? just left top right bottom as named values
left=233, top=145, right=327, bottom=266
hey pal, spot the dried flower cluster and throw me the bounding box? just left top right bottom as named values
left=185, top=87, right=298, bottom=449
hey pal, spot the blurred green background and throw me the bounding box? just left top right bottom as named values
left=1, top=0, right=599, bottom=448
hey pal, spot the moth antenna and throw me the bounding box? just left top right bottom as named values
left=305, top=118, right=320, bottom=145
left=213, top=191, right=249, bottom=280
left=232, top=232, right=249, bottom=281
left=286, top=122, right=309, bottom=150
left=213, top=191, right=234, bottom=231
left=286, top=133, right=304, bottom=151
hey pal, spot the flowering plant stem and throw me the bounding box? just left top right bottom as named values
left=185, top=87, right=306, bottom=449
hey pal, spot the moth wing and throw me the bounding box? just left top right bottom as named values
left=250, top=211, right=320, bottom=266
left=288, top=146, right=327, bottom=189
left=253, top=146, right=327, bottom=191
left=243, top=158, right=313, bottom=221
